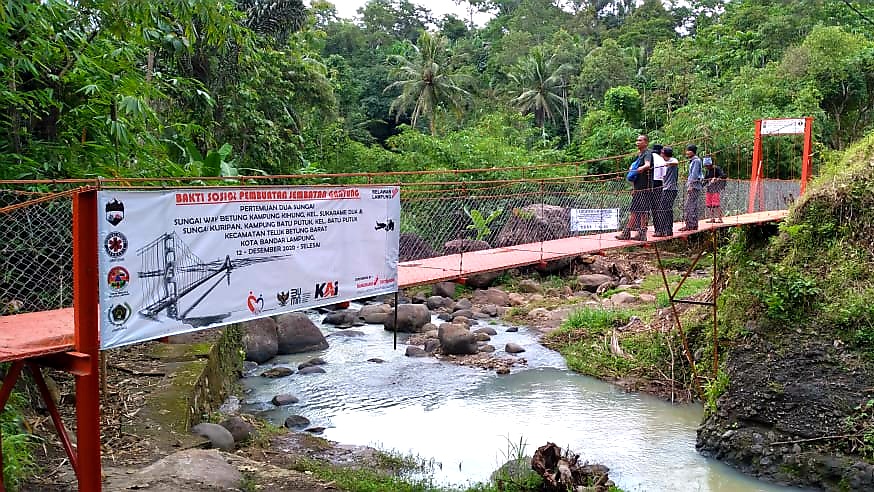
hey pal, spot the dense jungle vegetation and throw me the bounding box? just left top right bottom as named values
left=2, top=0, right=874, bottom=182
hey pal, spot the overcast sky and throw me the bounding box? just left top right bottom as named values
left=316, top=1, right=494, bottom=26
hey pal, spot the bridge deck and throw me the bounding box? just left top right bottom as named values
left=398, top=210, right=787, bottom=287
left=0, top=210, right=785, bottom=360
left=0, top=308, right=75, bottom=362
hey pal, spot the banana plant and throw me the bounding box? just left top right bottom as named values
left=464, top=206, right=503, bottom=241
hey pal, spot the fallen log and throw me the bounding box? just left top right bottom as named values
left=530, top=442, right=615, bottom=492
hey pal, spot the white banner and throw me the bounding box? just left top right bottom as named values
left=570, top=208, right=620, bottom=232
left=761, top=118, right=807, bottom=135
left=97, top=187, right=400, bottom=350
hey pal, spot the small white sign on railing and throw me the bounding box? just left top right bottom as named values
left=761, top=118, right=807, bottom=135
left=570, top=208, right=620, bottom=232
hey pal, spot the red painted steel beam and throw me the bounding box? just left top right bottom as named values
left=72, top=189, right=102, bottom=492
left=801, top=117, right=814, bottom=195
left=0, top=361, right=25, bottom=492
left=749, top=119, right=763, bottom=213
left=28, top=362, right=79, bottom=474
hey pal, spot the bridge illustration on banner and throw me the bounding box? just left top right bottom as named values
left=136, top=232, right=288, bottom=323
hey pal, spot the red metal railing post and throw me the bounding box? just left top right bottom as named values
left=748, top=119, right=763, bottom=213
left=72, top=189, right=102, bottom=491
left=801, top=117, right=814, bottom=195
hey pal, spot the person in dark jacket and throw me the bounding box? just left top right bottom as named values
left=703, top=156, right=727, bottom=223
left=616, top=134, right=654, bottom=241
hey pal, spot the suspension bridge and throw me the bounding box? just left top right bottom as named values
left=0, top=118, right=815, bottom=492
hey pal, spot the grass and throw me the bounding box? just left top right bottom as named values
left=0, top=388, right=36, bottom=490
left=543, top=307, right=673, bottom=379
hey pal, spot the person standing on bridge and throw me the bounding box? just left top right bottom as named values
left=679, top=144, right=704, bottom=232
left=653, top=146, right=679, bottom=237
left=616, top=134, right=654, bottom=241
left=704, top=156, right=727, bottom=223
left=650, top=143, right=666, bottom=236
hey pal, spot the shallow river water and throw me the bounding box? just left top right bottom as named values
left=240, top=310, right=804, bottom=492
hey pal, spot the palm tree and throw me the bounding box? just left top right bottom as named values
left=384, top=31, right=470, bottom=136
left=507, top=47, right=574, bottom=140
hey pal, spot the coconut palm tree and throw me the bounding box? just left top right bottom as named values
left=384, top=31, right=470, bottom=136
left=507, top=47, right=574, bottom=140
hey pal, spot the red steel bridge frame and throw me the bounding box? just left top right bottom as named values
left=749, top=117, right=814, bottom=212
left=0, top=190, right=101, bottom=492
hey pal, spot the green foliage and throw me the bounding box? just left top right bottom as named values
left=0, top=389, right=36, bottom=490
left=845, top=399, right=874, bottom=460
left=756, top=264, right=821, bottom=322
left=604, top=86, right=641, bottom=125
left=704, top=370, right=729, bottom=416
left=463, top=206, right=503, bottom=241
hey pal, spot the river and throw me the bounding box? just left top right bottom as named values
left=240, top=308, right=804, bottom=492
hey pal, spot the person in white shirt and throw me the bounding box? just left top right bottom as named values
left=650, top=144, right=666, bottom=236
left=654, top=146, right=679, bottom=236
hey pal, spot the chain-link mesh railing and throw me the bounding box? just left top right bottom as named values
left=0, top=166, right=800, bottom=316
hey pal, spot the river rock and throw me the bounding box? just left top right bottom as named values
left=495, top=203, right=568, bottom=247
left=438, top=323, right=478, bottom=355
left=384, top=304, right=431, bottom=333
left=271, top=394, right=299, bottom=406
left=260, top=366, right=293, bottom=378
left=323, top=309, right=358, bottom=327
left=452, top=309, right=474, bottom=321
left=508, top=293, right=526, bottom=306
left=474, top=332, right=491, bottom=342
left=444, top=238, right=490, bottom=255
left=474, top=327, right=498, bottom=336
left=367, top=358, right=385, bottom=363
left=578, top=274, right=613, bottom=292
left=517, top=279, right=542, bottom=293
left=284, top=415, right=311, bottom=429
left=506, top=327, right=519, bottom=333
left=358, top=304, right=391, bottom=324
left=399, top=232, right=435, bottom=261
left=437, top=312, right=453, bottom=322
left=117, top=449, right=241, bottom=490
left=405, top=346, right=429, bottom=357
left=425, top=296, right=454, bottom=310
left=305, top=427, right=326, bottom=434
left=298, top=366, right=326, bottom=375
left=191, top=423, right=235, bottom=451
left=610, top=292, right=637, bottom=305
left=455, top=299, right=473, bottom=311
left=465, top=270, right=503, bottom=289
left=411, top=292, right=428, bottom=304
left=424, top=339, right=440, bottom=353
left=432, top=282, right=456, bottom=298
left=220, top=416, right=255, bottom=444
left=479, top=344, right=496, bottom=353
left=276, top=312, right=328, bottom=354
left=639, top=293, right=657, bottom=303
left=472, top=288, right=510, bottom=307
left=298, top=357, right=327, bottom=370
left=241, top=317, right=279, bottom=363
left=505, top=343, right=526, bottom=354
left=480, top=304, right=499, bottom=317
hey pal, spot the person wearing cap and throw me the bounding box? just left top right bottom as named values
left=616, top=134, right=654, bottom=241
left=703, top=155, right=727, bottom=223
left=653, top=146, right=679, bottom=237
left=650, top=143, right=666, bottom=236
left=679, top=144, right=703, bottom=231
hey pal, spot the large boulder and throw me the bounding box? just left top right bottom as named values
left=275, top=313, right=328, bottom=354
left=241, top=317, right=279, bottom=363
left=432, top=281, right=457, bottom=298
left=358, top=303, right=391, bottom=324
left=400, top=233, right=435, bottom=261
left=438, top=323, right=478, bottom=355
left=578, top=274, right=614, bottom=292
left=191, top=423, right=235, bottom=451
left=495, top=204, right=569, bottom=247
left=425, top=296, right=454, bottom=310
left=322, top=309, right=358, bottom=327
left=465, top=270, right=503, bottom=289
left=471, top=288, right=510, bottom=307
left=443, top=239, right=490, bottom=255
left=384, top=304, right=431, bottom=333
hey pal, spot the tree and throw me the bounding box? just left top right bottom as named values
left=573, top=39, right=636, bottom=108
left=506, top=47, right=573, bottom=140
left=384, top=31, right=470, bottom=136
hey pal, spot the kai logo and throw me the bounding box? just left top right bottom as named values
left=314, top=281, right=339, bottom=299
